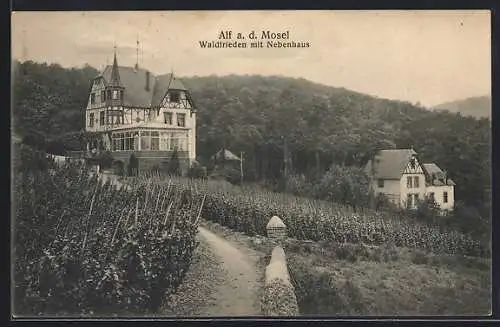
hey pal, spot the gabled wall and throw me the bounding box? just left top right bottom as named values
left=426, top=185, right=454, bottom=211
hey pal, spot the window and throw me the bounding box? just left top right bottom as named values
left=132, top=133, right=139, bottom=150
left=99, top=111, right=105, bottom=125
left=170, top=132, right=179, bottom=150
left=407, top=176, right=413, bottom=188
left=140, top=131, right=151, bottom=150
left=120, top=90, right=124, bottom=100
left=377, top=179, right=384, bottom=188
left=113, top=90, right=118, bottom=100
left=101, top=90, right=106, bottom=102
left=414, top=176, right=419, bottom=188
left=414, top=193, right=419, bottom=204
left=177, top=113, right=186, bottom=127
left=90, top=93, right=95, bottom=105
left=164, top=112, right=173, bottom=124
left=443, top=191, right=448, bottom=203
left=410, top=157, right=416, bottom=169
left=170, top=91, right=180, bottom=103
left=124, top=132, right=130, bottom=150
left=160, top=132, right=169, bottom=150
left=107, top=89, right=112, bottom=100
left=428, top=192, right=435, bottom=202
left=151, top=131, right=159, bottom=150
left=120, top=133, right=125, bottom=151
left=178, top=134, right=187, bottom=151
left=89, top=113, right=94, bottom=127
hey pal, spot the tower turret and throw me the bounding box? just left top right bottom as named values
left=105, top=46, right=125, bottom=126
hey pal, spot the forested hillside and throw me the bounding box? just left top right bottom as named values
left=11, top=61, right=491, bottom=212
left=434, top=95, right=491, bottom=119
left=11, top=60, right=99, bottom=153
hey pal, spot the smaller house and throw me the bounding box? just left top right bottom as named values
left=365, top=149, right=455, bottom=213
left=421, top=163, right=455, bottom=211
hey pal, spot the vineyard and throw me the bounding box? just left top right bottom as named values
left=12, top=158, right=489, bottom=316
left=13, top=162, right=203, bottom=316
left=129, top=175, right=489, bottom=258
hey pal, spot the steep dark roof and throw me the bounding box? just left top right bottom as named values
left=365, top=149, right=417, bottom=179
left=422, top=163, right=443, bottom=176
left=422, top=163, right=456, bottom=186
left=109, top=53, right=123, bottom=87
left=100, top=65, right=188, bottom=108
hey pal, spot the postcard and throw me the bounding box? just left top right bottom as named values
left=11, top=10, right=492, bottom=319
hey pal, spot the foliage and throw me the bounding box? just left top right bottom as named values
left=12, top=61, right=490, bottom=212
left=144, top=177, right=488, bottom=257
left=312, top=164, right=372, bottom=209
left=167, top=149, right=181, bottom=176
left=13, top=163, right=202, bottom=316
left=12, top=61, right=98, bottom=152
left=127, top=154, right=139, bottom=177
left=12, top=61, right=490, bottom=237
left=281, top=174, right=313, bottom=197
left=210, top=166, right=241, bottom=185
left=187, top=162, right=207, bottom=180
left=261, top=280, right=299, bottom=316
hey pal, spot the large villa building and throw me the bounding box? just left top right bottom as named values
left=365, top=149, right=455, bottom=213
left=83, top=51, right=197, bottom=174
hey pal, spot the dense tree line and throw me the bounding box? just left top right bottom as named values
left=12, top=60, right=99, bottom=154
left=11, top=61, right=491, bottom=215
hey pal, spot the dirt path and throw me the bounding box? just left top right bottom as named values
left=196, top=226, right=262, bottom=316
left=101, top=175, right=263, bottom=316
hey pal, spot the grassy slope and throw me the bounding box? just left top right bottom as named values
left=201, top=219, right=491, bottom=316
left=288, top=250, right=491, bottom=316
left=131, top=175, right=491, bottom=316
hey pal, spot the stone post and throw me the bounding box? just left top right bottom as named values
left=266, top=216, right=287, bottom=245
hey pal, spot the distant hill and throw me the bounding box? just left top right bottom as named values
left=433, top=96, right=491, bottom=119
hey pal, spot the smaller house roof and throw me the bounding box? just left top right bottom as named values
left=213, top=149, right=241, bottom=161
left=365, top=149, right=417, bottom=179
left=422, top=163, right=456, bottom=186
left=422, top=163, right=443, bottom=176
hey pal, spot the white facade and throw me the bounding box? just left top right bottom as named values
left=368, top=150, right=455, bottom=213
left=84, top=69, right=197, bottom=164
left=426, top=185, right=454, bottom=211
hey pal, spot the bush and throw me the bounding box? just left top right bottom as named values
left=210, top=166, right=241, bottom=185
left=261, top=280, right=299, bottom=316
left=312, top=164, right=372, bottom=209
left=167, top=149, right=181, bottom=176
left=187, top=162, right=207, bottom=179
left=13, top=163, right=202, bottom=315
left=284, top=174, right=313, bottom=197
left=127, top=154, right=139, bottom=177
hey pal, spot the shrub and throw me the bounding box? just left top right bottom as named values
left=312, top=164, right=372, bottom=209
left=284, top=174, right=313, bottom=197
left=261, top=280, right=299, bottom=316
left=127, top=154, right=139, bottom=177
left=167, top=149, right=181, bottom=176
left=210, top=166, right=241, bottom=185
left=13, top=163, right=202, bottom=315
left=187, top=162, right=207, bottom=179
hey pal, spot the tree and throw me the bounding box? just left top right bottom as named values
left=127, top=154, right=139, bottom=176
left=167, top=149, right=181, bottom=176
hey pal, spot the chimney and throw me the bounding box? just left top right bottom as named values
left=145, top=71, right=150, bottom=91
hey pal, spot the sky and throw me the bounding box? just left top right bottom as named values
left=11, top=10, right=491, bottom=107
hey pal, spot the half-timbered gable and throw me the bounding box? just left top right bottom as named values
left=365, top=148, right=455, bottom=213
